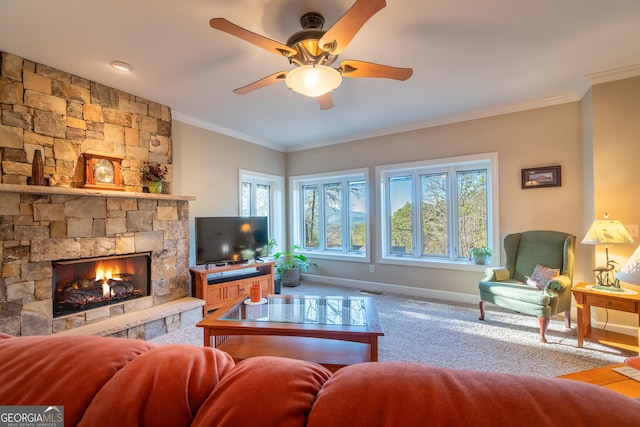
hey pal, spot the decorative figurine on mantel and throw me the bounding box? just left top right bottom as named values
left=29, top=149, right=45, bottom=186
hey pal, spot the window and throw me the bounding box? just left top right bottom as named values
left=377, top=153, right=498, bottom=266
left=290, top=169, right=368, bottom=260
left=239, top=170, right=284, bottom=254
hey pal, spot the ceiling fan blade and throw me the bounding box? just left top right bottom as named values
left=339, top=60, right=413, bottom=81
left=316, top=92, right=334, bottom=110
left=318, top=0, right=386, bottom=55
left=210, top=18, right=297, bottom=58
left=233, top=72, right=288, bottom=95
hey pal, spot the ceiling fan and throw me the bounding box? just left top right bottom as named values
left=209, top=0, right=413, bottom=110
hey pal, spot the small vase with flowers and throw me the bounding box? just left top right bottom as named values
left=141, top=162, right=168, bottom=194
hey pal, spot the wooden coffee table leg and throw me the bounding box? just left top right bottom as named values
left=203, top=328, right=212, bottom=347
left=369, top=337, right=378, bottom=362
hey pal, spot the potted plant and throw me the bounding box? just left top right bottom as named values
left=267, top=238, right=278, bottom=256
left=469, top=245, right=492, bottom=265
left=273, top=245, right=316, bottom=287
left=141, top=162, right=168, bottom=194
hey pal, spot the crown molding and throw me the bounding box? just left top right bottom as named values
left=287, top=93, right=581, bottom=152
left=171, top=111, right=286, bottom=152
left=586, top=64, right=640, bottom=85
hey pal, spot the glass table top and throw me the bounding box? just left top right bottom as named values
left=220, top=295, right=368, bottom=326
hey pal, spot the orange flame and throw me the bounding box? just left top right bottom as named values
left=95, top=262, right=122, bottom=298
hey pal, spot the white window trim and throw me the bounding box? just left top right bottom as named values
left=289, top=168, right=370, bottom=263
left=239, top=169, right=285, bottom=255
left=375, top=152, right=499, bottom=270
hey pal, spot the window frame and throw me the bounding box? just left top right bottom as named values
left=375, top=153, right=499, bottom=270
left=239, top=170, right=285, bottom=255
left=289, top=168, right=370, bottom=263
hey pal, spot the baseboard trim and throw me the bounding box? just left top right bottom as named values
left=587, top=311, right=639, bottom=338
left=302, top=274, right=479, bottom=305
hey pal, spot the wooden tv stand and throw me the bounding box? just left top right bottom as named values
left=190, top=261, right=274, bottom=315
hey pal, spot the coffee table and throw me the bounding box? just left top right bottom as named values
left=196, top=294, right=384, bottom=371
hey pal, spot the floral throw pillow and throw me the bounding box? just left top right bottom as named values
left=526, top=264, right=560, bottom=290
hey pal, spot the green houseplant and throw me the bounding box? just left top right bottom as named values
left=469, top=245, right=492, bottom=265
left=266, top=238, right=278, bottom=256
left=273, top=245, right=316, bottom=287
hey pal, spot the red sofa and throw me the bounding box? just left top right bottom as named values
left=1, top=333, right=638, bottom=426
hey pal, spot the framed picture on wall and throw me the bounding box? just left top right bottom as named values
left=521, top=165, right=561, bottom=189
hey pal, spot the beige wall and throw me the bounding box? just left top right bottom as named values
left=580, top=76, right=640, bottom=284
left=171, top=120, right=286, bottom=265
left=591, top=76, right=640, bottom=265
left=170, top=77, right=639, bottom=309
left=580, top=88, right=595, bottom=282
left=584, top=76, right=640, bottom=331
left=287, top=102, right=585, bottom=297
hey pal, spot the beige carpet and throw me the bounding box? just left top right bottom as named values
left=149, top=282, right=633, bottom=377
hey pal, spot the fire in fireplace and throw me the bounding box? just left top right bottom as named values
left=52, top=253, right=151, bottom=317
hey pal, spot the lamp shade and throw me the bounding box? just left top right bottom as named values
left=617, top=245, right=640, bottom=285
left=285, top=65, right=342, bottom=97
left=581, top=219, right=635, bottom=245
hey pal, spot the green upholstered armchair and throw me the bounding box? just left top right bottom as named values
left=478, top=230, right=575, bottom=343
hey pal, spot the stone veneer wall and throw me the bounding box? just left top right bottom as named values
left=0, top=51, right=172, bottom=190
left=0, top=50, right=195, bottom=337
left=0, top=189, right=191, bottom=336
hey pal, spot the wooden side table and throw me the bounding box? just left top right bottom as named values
left=572, top=282, right=640, bottom=355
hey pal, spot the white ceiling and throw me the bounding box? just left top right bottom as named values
left=1, top=0, right=639, bottom=152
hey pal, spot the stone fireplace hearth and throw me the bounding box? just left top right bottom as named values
left=0, top=185, right=198, bottom=337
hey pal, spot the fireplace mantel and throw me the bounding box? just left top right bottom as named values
left=0, top=183, right=195, bottom=201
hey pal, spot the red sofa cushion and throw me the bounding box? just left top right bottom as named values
left=192, top=356, right=331, bottom=427
left=0, top=335, right=153, bottom=426
left=308, top=362, right=640, bottom=427
left=79, top=344, right=235, bottom=427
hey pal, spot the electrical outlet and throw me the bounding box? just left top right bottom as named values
left=369, top=264, right=375, bottom=273
left=626, top=224, right=639, bottom=238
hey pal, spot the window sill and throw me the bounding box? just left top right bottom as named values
left=379, top=256, right=494, bottom=272
left=297, top=251, right=369, bottom=263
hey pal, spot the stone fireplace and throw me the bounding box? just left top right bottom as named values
left=0, top=51, right=202, bottom=338
left=0, top=186, right=199, bottom=337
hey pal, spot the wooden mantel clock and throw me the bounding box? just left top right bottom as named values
left=82, top=151, right=125, bottom=191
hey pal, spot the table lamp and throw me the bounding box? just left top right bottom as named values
left=581, top=214, right=635, bottom=291
left=617, top=245, right=640, bottom=286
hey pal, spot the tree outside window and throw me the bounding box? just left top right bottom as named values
left=421, top=172, right=448, bottom=256
left=294, top=170, right=368, bottom=258
left=457, top=170, right=487, bottom=257
left=381, top=155, right=495, bottom=263
left=303, top=185, right=319, bottom=249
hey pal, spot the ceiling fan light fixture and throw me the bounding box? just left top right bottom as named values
left=285, top=65, right=342, bottom=98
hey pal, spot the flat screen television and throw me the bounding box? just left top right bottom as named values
left=195, top=216, right=268, bottom=265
